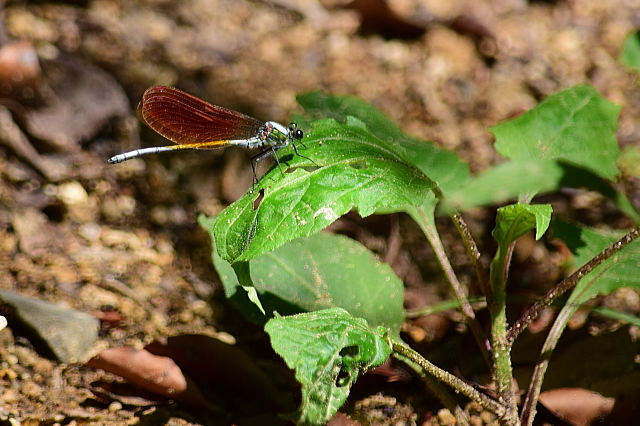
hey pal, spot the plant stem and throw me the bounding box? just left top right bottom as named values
left=489, top=242, right=519, bottom=426
left=405, top=296, right=486, bottom=318
left=507, top=226, right=640, bottom=344
left=432, top=185, right=491, bottom=297
left=389, top=336, right=505, bottom=419
left=407, top=205, right=491, bottom=368
left=450, top=212, right=491, bottom=297
left=519, top=226, right=640, bottom=426
left=520, top=306, right=572, bottom=426
left=392, top=352, right=471, bottom=426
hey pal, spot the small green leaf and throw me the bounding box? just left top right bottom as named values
left=620, top=32, right=640, bottom=71
left=214, top=117, right=435, bottom=263
left=492, top=84, right=621, bottom=181
left=226, top=261, right=264, bottom=314
left=491, top=203, right=551, bottom=295
left=202, top=216, right=405, bottom=333
left=200, top=215, right=269, bottom=320
left=493, top=203, right=552, bottom=246
left=528, top=204, right=553, bottom=240
left=265, top=308, right=391, bottom=426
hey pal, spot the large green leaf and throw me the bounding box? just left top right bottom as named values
left=492, top=84, right=621, bottom=181
left=265, top=308, right=391, bottom=426
left=446, top=86, right=637, bottom=220
left=202, top=214, right=405, bottom=333
left=296, top=91, right=471, bottom=218
left=446, top=159, right=564, bottom=211
left=446, top=158, right=640, bottom=223
left=213, top=117, right=435, bottom=263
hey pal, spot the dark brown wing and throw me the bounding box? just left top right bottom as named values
left=137, top=86, right=265, bottom=148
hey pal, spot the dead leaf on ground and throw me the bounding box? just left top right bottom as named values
left=342, top=0, right=425, bottom=40
left=86, top=346, right=215, bottom=410
left=22, top=53, right=129, bottom=151
left=539, top=388, right=615, bottom=426
left=145, top=334, right=293, bottom=411
left=0, top=41, right=129, bottom=179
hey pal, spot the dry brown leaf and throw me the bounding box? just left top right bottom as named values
left=86, top=346, right=214, bottom=410
left=145, top=334, right=292, bottom=411
left=539, top=388, right=615, bottom=426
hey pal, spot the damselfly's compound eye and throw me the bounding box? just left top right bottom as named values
left=288, top=123, right=304, bottom=140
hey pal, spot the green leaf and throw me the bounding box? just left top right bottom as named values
left=214, top=117, right=435, bottom=263
left=493, top=203, right=552, bottom=246
left=491, top=203, right=552, bottom=297
left=540, top=221, right=640, bottom=357
left=552, top=221, right=640, bottom=301
left=620, top=32, right=640, bottom=71
left=527, top=204, right=553, bottom=240
left=296, top=91, right=471, bottom=217
left=446, top=159, right=640, bottom=223
left=265, top=308, right=391, bottom=426
left=202, top=215, right=405, bottom=333
left=591, top=306, right=640, bottom=328
left=447, top=159, right=564, bottom=211
left=492, top=84, right=621, bottom=181
left=230, top=261, right=266, bottom=315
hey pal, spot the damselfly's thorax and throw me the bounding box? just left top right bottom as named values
left=259, top=121, right=304, bottom=149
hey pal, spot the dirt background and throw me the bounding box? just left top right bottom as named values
left=1, top=0, right=640, bottom=425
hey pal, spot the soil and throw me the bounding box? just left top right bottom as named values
left=0, top=0, right=639, bottom=425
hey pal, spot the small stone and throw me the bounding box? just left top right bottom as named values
left=2, top=388, right=21, bottom=404
left=0, top=291, right=99, bottom=363
left=14, top=346, right=38, bottom=367
left=56, top=181, right=88, bottom=205
left=437, top=408, right=456, bottom=425
left=21, top=381, right=42, bottom=398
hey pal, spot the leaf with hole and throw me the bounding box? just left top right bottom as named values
left=265, top=308, right=391, bottom=426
